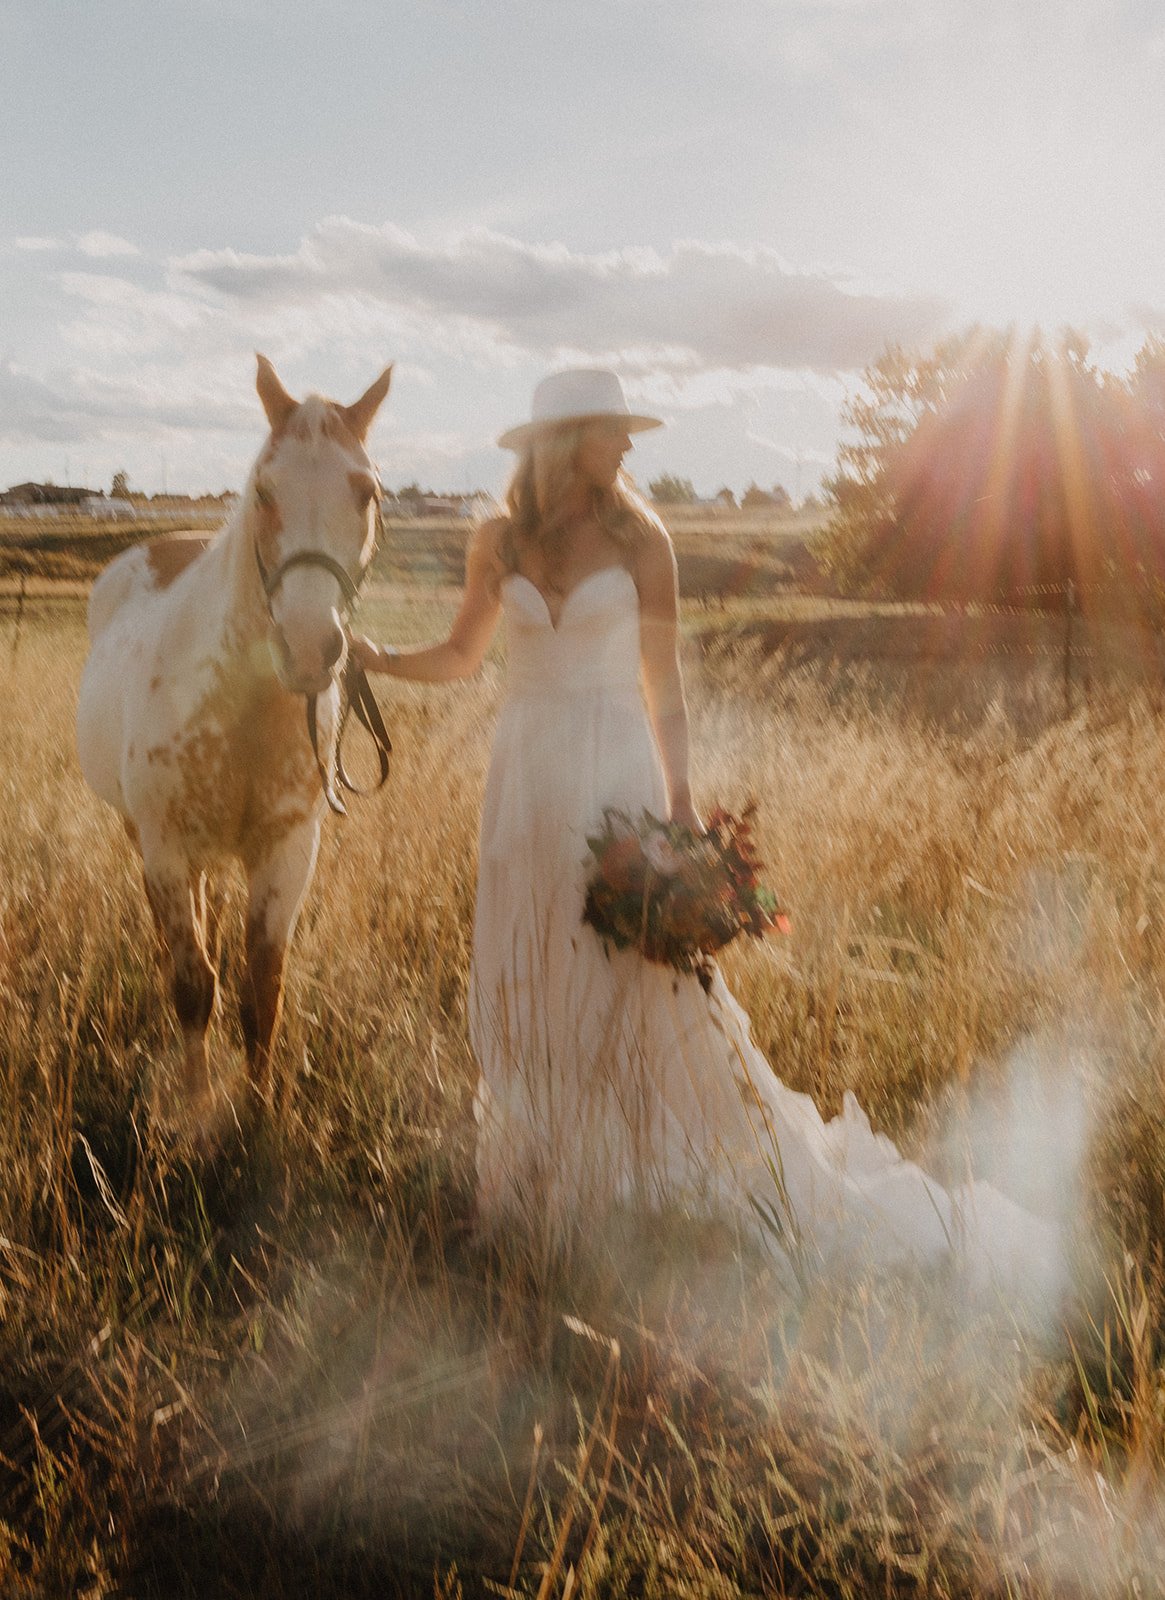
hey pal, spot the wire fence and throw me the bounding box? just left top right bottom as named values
left=927, top=578, right=1165, bottom=711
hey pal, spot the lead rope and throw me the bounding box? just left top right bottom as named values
left=306, top=653, right=393, bottom=817
left=256, top=502, right=393, bottom=815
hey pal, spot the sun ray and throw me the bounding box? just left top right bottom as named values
left=1045, top=343, right=1096, bottom=610
left=976, top=327, right=1034, bottom=598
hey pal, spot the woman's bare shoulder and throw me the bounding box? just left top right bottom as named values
left=632, top=512, right=677, bottom=577
left=468, top=514, right=509, bottom=563
left=470, top=512, right=508, bottom=549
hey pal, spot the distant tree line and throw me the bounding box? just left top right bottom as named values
left=647, top=474, right=794, bottom=509
left=647, top=473, right=697, bottom=505
left=823, top=328, right=1165, bottom=616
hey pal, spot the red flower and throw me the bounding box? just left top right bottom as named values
left=583, top=804, right=792, bottom=977
left=599, top=836, right=645, bottom=894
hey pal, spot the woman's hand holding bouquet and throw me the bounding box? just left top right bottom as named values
left=582, top=802, right=790, bottom=992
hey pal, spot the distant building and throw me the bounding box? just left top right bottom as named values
left=81, top=495, right=136, bottom=518
left=0, top=481, right=101, bottom=507
left=0, top=483, right=239, bottom=521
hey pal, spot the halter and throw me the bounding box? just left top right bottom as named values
left=253, top=500, right=392, bottom=816
left=255, top=545, right=364, bottom=613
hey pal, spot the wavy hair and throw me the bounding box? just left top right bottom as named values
left=497, top=423, right=662, bottom=581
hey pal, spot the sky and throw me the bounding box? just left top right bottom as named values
left=1, top=0, right=1163, bottom=499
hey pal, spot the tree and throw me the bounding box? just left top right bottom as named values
left=648, top=473, right=696, bottom=506
left=111, top=470, right=129, bottom=499
left=713, top=486, right=737, bottom=509
left=1109, top=336, right=1165, bottom=598
left=1125, top=336, right=1165, bottom=500
left=740, top=483, right=792, bottom=511
left=821, top=328, right=1147, bottom=611
left=821, top=335, right=975, bottom=591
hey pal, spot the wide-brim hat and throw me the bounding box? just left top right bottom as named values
left=498, top=368, right=663, bottom=450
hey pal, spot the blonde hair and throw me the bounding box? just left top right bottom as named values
left=498, top=422, right=662, bottom=580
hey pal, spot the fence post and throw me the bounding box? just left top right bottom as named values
left=1063, top=579, right=1076, bottom=717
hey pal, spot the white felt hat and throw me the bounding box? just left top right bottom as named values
left=497, top=368, right=663, bottom=450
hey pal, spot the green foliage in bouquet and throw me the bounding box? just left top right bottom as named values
left=582, top=802, right=790, bottom=992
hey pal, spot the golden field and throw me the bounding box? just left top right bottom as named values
left=3, top=575, right=1165, bottom=1597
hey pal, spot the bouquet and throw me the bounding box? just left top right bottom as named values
left=582, top=802, right=790, bottom=991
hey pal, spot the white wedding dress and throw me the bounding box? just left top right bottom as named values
left=470, top=565, right=1061, bottom=1301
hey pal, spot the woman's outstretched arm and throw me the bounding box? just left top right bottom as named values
left=636, top=522, right=704, bottom=832
left=350, top=518, right=504, bottom=683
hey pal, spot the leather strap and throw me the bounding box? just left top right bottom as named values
left=254, top=503, right=393, bottom=814
left=255, top=544, right=363, bottom=611
left=307, top=654, right=393, bottom=816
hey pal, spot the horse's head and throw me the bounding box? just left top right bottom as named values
left=247, top=354, right=393, bottom=696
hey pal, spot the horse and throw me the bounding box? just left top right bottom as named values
left=77, top=354, right=393, bottom=1116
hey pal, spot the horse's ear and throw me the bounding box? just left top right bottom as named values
left=342, top=365, right=394, bottom=443
left=255, top=353, right=298, bottom=433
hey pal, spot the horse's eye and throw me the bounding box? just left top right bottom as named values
left=350, top=471, right=378, bottom=508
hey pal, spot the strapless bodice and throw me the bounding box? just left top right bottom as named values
left=501, top=567, right=642, bottom=698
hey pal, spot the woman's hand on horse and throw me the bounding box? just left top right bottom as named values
left=349, top=634, right=397, bottom=673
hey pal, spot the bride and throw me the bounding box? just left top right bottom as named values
left=352, top=369, right=1060, bottom=1300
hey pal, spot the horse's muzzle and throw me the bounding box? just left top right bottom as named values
left=271, top=623, right=346, bottom=697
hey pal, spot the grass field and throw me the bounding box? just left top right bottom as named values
left=4, top=574, right=1165, bottom=1596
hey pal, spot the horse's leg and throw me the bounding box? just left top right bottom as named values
left=142, top=851, right=216, bottom=1109
left=241, top=819, right=321, bottom=1110
left=201, top=875, right=229, bottom=974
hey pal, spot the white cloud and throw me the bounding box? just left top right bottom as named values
left=0, top=359, right=256, bottom=447
left=626, top=362, right=848, bottom=413
left=59, top=271, right=208, bottom=339
left=14, top=232, right=141, bottom=259
left=0, top=363, right=82, bottom=444
left=76, top=231, right=141, bottom=259
left=174, top=219, right=951, bottom=376
left=0, top=216, right=956, bottom=493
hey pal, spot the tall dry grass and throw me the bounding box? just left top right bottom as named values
left=2, top=597, right=1165, bottom=1596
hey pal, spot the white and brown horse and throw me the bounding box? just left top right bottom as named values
left=77, top=355, right=393, bottom=1115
